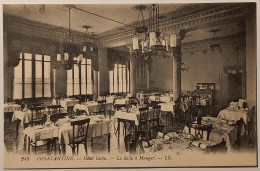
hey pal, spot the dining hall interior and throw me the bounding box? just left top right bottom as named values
left=2, top=2, right=257, bottom=163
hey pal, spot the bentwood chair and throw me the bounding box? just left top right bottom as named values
left=69, top=118, right=90, bottom=155
left=92, top=100, right=111, bottom=119
left=138, top=107, right=149, bottom=138
left=48, top=105, right=66, bottom=123
left=28, top=105, right=46, bottom=127
left=149, top=105, right=164, bottom=139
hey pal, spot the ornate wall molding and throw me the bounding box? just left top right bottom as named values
left=181, top=32, right=246, bottom=53
left=3, top=14, right=95, bottom=45
left=97, top=4, right=247, bottom=47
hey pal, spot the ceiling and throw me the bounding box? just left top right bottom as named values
left=3, top=4, right=185, bottom=34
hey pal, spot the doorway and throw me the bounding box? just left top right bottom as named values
left=228, top=72, right=242, bottom=102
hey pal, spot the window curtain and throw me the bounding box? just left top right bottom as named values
left=107, top=49, right=130, bottom=71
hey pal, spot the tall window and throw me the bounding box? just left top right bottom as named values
left=67, top=58, right=93, bottom=96
left=13, top=53, right=51, bottom=99
left=109, top=64, right=129, bottom=93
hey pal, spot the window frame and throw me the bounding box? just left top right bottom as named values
left=109, top=64, right=129, bottom=93
left=13, top=53, right=53, bottom=99
left=67, top=58, right=93, bottom=96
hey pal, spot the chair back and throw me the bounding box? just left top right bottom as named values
left=128, top=97, right=138, bottom=106
left=152, top=105, right=161, bottom=127
left=139, top=107, right=149, bottom=122
left=28, top=103, right=44, bottom=108
left=154, top=94, right=161, bottom=101
left=187, top=123, right=212, bottom=141
left=97, top=100, right=106, bottom=112
left=71, top=118, right=90, bottom=144
left=152, top=105, right=161, bottom=120
left=236, top=118, right=245, bottom=140
left=29, top=106, right=46, bottom=126
left=47, top=105, right=62, bottom=115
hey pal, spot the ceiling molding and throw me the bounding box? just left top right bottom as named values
left=97, top=4, right=247, bottom=47
left=181, top=32, right=246, bottom=53
left=3, top=14, right=96, bottom=45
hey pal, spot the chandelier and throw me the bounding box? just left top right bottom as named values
left=81, top=25, right=97, bottom=59
left=132, top=4, right=177, bottom=59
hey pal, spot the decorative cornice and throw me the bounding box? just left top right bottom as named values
left=3, top=14, right=95, bottom=45
left=181, top=32, right=246, bottom=53
left=97, top=4, right=247, bottom=47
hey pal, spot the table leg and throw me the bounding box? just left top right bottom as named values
left=118, top=120, right=120, bottom=143
left=16, top=120, right=21, bottom=138
left=47, top=142, right=51, bottom=154
left=28, top=136, right=30, bottom=154
left=108, top=133, right=110, bottom=153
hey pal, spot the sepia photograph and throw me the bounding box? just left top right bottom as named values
left=1, top=0, right=258, bottom=169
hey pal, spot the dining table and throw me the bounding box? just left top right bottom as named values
left=217, top=108, right=250, bottom=125
left=183, top=117, right=237, bottom=152
left=12, top=107, right=67, bottom=127
left=4, top=103, right=21, bottom=112
left=60, top=98, right=79, bottom=109
left=114, top=108, right=155, bottom=142
left=4, top=103, right=21, bottom=123
left=105, top=96, right=124, bottom=104
left=158, top=102, right=175, bottom=113
left=149, top=95, right=172, bottom=103
left=73, top=102, right=113, bottom=115
left=23, top=115, right=113, bottom=154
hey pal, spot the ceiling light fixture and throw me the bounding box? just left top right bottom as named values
left=132, top=4, right=177, bottom=60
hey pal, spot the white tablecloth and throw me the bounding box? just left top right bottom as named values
left=73, top=102, right=113, bottom=114
left=114, top=98, right=129, bottom=105
left=23, top=116, right=113, bottom=145
left=105, top=96, right=123, bottom=104
left=23, top=125, right=59, bottom=143
left=150, top=96, right=172, bottom=103
left=114, top=109, right=154, bottom=126
left=12, top=109, right=66, bottom=127
left=60, top=99, right=79, bottom=109
left=4, top=103, right=21, bottom=113
left=159, top=102, right=175, bottom=113
left=217, top=108, right=250, bottom=125
left=12, top=110, right=31, bottom=126
left=58, top=116, right=112, bottom=145
left=183, top=120, right=237, bottom=152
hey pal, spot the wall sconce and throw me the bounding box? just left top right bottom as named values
left=181, top=63, right=189, bottom=72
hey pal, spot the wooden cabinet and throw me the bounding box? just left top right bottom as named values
left=194, top=83, right=216, bottom=105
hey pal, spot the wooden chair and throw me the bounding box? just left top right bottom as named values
left=26, top=105, right=59, bottom=154
left=128, top=97, right=138, bottom=106
left=138, top=107, right=149, bottom=138
left=47, top=105, right=62, bottom=115
left=67, top=106, right=75, bottom=118
left=187, top=123, right=227, bottom=153
left=235, top=118, right=246, bottom=146
left=69, top=118, right=90, bottom=155
left=28, top=134, right=58, bottom=155
left=187, top=123, right=212, bottom=140
left=28, top=106, right=46, bottom=127
left=149, top=105, right=164, bottom=139
left=92, top=100, right=111, bottom=119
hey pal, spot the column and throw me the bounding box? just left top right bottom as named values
left=172, top=30, right=186, bottom=100
left=127, top=45, right=136, bottom=97
left=97, top=47, right=108, bottom=95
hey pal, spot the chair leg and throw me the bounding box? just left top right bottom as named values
left=34, top=142, right=37, bottom=154
left=72, top=146, right=75, bottom=155
left=91, top=138, right=93, bottom=147
left=77, top=144, right=79, bottom=155
left=84, top=142, right=88, bottom=155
